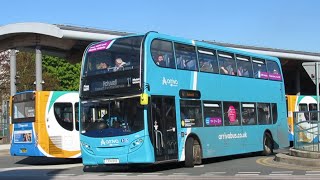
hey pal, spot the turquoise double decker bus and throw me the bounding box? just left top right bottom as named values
left=79, top=32, right=288, bottom=168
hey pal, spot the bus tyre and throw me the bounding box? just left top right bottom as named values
left=185, top=137, right=202, bottom=168
left=262, top=133, right=273, bottom=156
left=83, top=165, right=91, bottom=172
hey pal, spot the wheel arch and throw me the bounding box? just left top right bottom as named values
left=263, top=129, right=274, bottom=149
left=186, top=133, right=203, bottom=157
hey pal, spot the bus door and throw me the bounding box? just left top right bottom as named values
left=150, top=96, right=178, bottom=161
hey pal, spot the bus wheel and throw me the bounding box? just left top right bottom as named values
left=83, top=165, right=91, bottom=172
left=262, top=132, right=273, bottom=156
left=185, top=137, right=202, bottom=167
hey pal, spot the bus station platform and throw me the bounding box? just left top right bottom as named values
left=0, top=144, right=10, bottom=151
left=275, top=148, right=320, bottom=166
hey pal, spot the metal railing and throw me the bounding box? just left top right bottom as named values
left=293, top=111, right=320, bottom=151
left=0, top=123, right=10, bottom=144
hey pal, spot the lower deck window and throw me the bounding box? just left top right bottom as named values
left=180, top=100, right=202, bottom=127
left=54, top=103, right=74, bottom=131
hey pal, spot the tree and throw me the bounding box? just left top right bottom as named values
left=1, top=51, right=81, bottom=94
left=0, top=50, right=10, bottom=123
left=42, top=55, right=81, bottom=91
left=14, top=52, right=81, bottom=91
left=15, top=52, right=36, bottom=92
left=0, top=50, right=10, bottom=101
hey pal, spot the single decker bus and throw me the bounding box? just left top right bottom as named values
left=10, top=91, right=81, bottom=158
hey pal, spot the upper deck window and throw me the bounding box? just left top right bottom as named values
left=252, top=58, right=268, bottom=79
left=151, top=39, right=175, bottom=68
left=218, top=52, right=236, bottom=76
left=84, top=36, right=143, bottom=76
left=198, top=48, right=219, bottom=74
left=266, top=60, right=282, bottom=81
left=236, top=55, right=253, bottom=78
left=175, top=43, right=198, bottom=71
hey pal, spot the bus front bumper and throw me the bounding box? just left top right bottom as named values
left=81, top=136, right=155, bottom=165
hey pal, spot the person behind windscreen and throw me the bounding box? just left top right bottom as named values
left=156, top=55, right=166, bottom=66
left=114, top=58, right=126, bottom=71
left=96, top=61, right=108, bottom=70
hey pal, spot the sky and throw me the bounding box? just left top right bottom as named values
left=0, top=0, right=319, bottom=52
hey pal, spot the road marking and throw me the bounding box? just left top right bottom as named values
left=272, top=171, right=293, bottom=173
left=0, top=163, right=82, bottom=172
left=269, top=174, right=292, bottom=176
left=137, top=173, right=162, bottom=176
left=203, top=172, right=226, bottom=174
left=201, top=172, right=226, bottom=176
left=107, top=174, right=130, bottom=177
left=195, top=165, right=204, bottom=167
left=235, top=174, right=259, bottom=176
left=47, top=174, right=76, bottom=176
left=256, top=157, right=320, bottom=171
left=110, top=173, right=132, bottom=175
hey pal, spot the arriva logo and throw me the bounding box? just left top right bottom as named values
left=101, top=139, right=119, bottom=146
left=162, top=77, right=178, bottom=87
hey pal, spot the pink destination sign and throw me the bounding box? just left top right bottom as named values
left=88, top=40, right=114, bottom=52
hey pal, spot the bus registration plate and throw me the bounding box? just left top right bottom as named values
left=20, top=148, right=27, bottom=153
left=104, top=158, right=119, bottom=164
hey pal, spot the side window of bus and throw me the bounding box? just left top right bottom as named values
left=198, top=48, right=219, bottom=74
left=180, top=100, right=203, bottom=127
left=299, top=103, right=310, bottom=121
left=271, top=103, right=278, bottom=124
left=309, top=103, right=317, bottom=111
left=175, top=43, right=198, bottom=71
left=223, top=102, right=240, bottom=126
left=266, top=60, right=282, bottom=81
left=253, top=58, right=268, bottom=79
left=309, top=103, right=317, bottom=121
left=218, top=52, right=236, bottom=76
left=236, top=55, right=253, bottom=78
left=241, top=103, right=257, bottom=125
left=257, top=103, right=271, bottom=125
left=75, top=102, right=79, bottom=131
left=151, top=39, right=175, bottom=68
left=54, top=103, right=74, bottom=131
left=299, top=103, right=308, bottom=111
left=203, top=101, right=223, bottom=126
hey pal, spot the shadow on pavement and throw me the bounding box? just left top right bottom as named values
left=82, top=162, right=184, bottom=173
left=15, top=157, right=82, bottom=165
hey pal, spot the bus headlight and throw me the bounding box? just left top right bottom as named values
left=129, top=138, right=144, bottom=153
left=81, top=141, right=94, bottom=155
